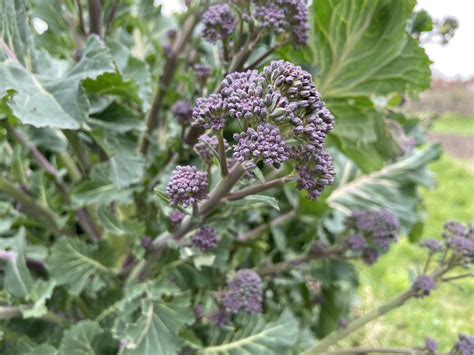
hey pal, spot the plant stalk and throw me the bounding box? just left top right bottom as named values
left=238, top=210, right=296, bottom=242
left=226, top=176, right=290, bottom=201
left=87, top=0, right=103, bottom=36
left=140, top=14, right=199, bottom=154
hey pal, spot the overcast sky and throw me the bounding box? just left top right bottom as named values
left=417, top=0, right=474, bottom=79
left=159, top=0, right=474, bottom=80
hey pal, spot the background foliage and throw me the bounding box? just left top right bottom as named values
left=0, top=0, right=470, bottom=354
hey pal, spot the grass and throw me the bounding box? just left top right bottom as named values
left=340, top=155, right=474, bottom=352
left=431, top=113, right=474, bottom=137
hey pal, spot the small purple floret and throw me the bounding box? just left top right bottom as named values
left=166, top=166, right=208, bottom=207
left=223, top=270, right=263, bottom=315
left=192, top=226, right=218, bottom=252
left=412, top=275, right=436, bottom=298
left=201, top=4, right=236, bottom=44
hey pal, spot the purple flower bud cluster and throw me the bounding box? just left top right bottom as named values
left=421, top=239, right=444, bottom=253
left=220, top=70, right=268, bottom=121
left=253, top=0, right=309, bottom=45
left=455, top=334, right=474, bottom=355
left=233, top=123, right=291, bottom=170
left=172, top=100, right=193, bottom=126
left=262, top=61, right=322, bottom=112
left=412, top=275, right=436, bottom=298
left=195, top=134, right=225, bottom=165
left=424, top=337, right=438, bottom=354
left=166, top=166, right=208, bottom=207
left=192, top=225, right=218, bottom=252
left=201, top=4, right=236, bottom=44
left=344, top=210, right=400, bottom=265
left=191, top=60, right=335, bottom=200
left=211, top=308, right=230, bottom=327
left=443, top=222, right=474, bottom=261
left=222, top=270, right=263, bottom=315
left=345, top=234, right=366, bottom=252
left=192, top=94, right=227, bottom=131
left=169, top=211, right=185, bottom=226
left=294, top=148, right=335, bottom=200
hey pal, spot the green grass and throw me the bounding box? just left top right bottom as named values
left=431, top=113, right=474, bottom=137
left=340, top=155, right=474, bottom=351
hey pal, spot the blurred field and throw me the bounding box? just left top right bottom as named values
left=340, top=113, right=474, bottom=351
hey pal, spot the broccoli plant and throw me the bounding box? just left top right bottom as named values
left=0, top=0, right=472, bottom=354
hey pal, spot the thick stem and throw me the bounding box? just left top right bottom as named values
left=76, top=0, right=86, bottom=36
left=226, top=177, right=290, bottom=201
left=0, top=306, right=64, bottom=325
left=0, top=176, right=61, bottom=234
left=199, top=164, right=246, bottom=216
left=238, top=210, right=296, bottom=242
left=87, top=0, right=103, bottom=36
left=217, top=133, right=228, bottom=177
left=140, top=14, right=199, bottom=154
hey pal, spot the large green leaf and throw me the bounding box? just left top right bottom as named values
left=326, top=145, right=442, bottom=233
left=0, top=0, right=35, bottom=66
left=48, top=239, right=112, bottom=296
left=307, top=0, right=431, bottom=171
left=313, top=0, right=430, bottom=98
left=203, top=310, right=298, bottom=354
left=114, top=280, right=194, bottom=355
left=59, top=320, right=115, bottom=355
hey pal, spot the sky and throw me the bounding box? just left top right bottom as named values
left=158, top=0, right=474, bottom=80
left=417, top=0, right=474, bottom=80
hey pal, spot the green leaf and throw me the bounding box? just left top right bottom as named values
left=0, top=36, right=123, bottom=129
left=0, top=228, right=33, bottom=298
left=326, top=145, right=442, bottom=233
left=59, top=320, right=115, bottom=355
left=203, top=310, right=298, bottom=354
left=107, top=154, right=145, bottom=188
left=20, top=280, right=56, bottom=318
left=48, top=239, right=111, bottom=296
left=0, top=0, right=35, bottom=66
left=115, top=280, right=194, bottom=355
left=312, top=0, right=430, bottom=99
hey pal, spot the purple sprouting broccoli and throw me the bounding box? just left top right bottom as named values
left=233, top=123, right=291, bottom=170
left=191, top=60, right=336, bottom=200
left=424, top=337, right=438, bottom=354
left=166, top=166, right=208, bottom=207
left=346, top=234, right=366, bottom=252
left=444, top=222, right=474, bottom=261
left=220, top=70, right=267, bottom=121
left=211, top=308, right=230, bottom=327
left=192, top=225, right=218, bottom=252
left=201, top=4, right=236, bottom=44
left=223, top=269, right=263, bottom=315
left=169, top=211, right=185, bottom=226
left=172, top=100, right=193, bottom=126
left=421, top=239, right=444, bottom=253
left=294, top=148, right=335, bottom=200
left=455, top=334, right=474, bottom=355
left=253, top=0, right=309, bottom=46
left=412, top=275, right=436, bottom=298
left=344, top=210, right=400, bottom=265
left=192, top=94, right=227, bottom=131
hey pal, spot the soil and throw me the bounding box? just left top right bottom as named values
left=428, top=133, right=474, bottom=160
